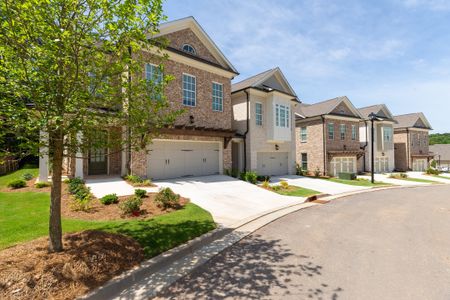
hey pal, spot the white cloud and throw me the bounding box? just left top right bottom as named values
left=402, top=0, right=450, bottom=11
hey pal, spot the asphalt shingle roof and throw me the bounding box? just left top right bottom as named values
left=393, top=113, right=432, bottom=129
left=430, top=144, right=450, bottom=161
left=296, top=96, right=350, bottom=118
left=231, top=69, right=275, bottom=92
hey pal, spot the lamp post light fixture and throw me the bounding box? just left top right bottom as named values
left=368, top=112, right=384, bottom=183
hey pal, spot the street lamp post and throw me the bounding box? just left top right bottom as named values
left=369, top=113, right=383, bottom=184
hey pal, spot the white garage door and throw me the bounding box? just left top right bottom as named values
left=257, top=152, right=288, bottom=176
left=329, top=156, right=356, bottom=177
left=413, top=159, right=427, bottom=171
left=148, top=140, right=220, bottom=180
left=375, top=157, right=389, bottom=173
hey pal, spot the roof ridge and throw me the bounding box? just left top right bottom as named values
left=232, top=68, right=274, bottom=86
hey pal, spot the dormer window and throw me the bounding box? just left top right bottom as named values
left=182, top=44, right=196, bottom=55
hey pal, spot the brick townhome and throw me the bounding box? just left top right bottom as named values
left=430, top=144, right=450, bottom=171
left=393, top=113, right=433, bottom=171
left=358, top=104, right=397, bottom=173
left=40, top=17, right=239, bottom=181
left=231, top=68, right=299, bottom=175
left=295, top=96, right=364, bottom=176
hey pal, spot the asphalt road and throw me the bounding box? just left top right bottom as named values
left=155, top=185, right=450, bottom=300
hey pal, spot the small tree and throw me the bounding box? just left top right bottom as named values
left=0, top=0, right=180, bottom=252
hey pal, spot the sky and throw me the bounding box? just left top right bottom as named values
left=163, top=0, right=450, bottom=133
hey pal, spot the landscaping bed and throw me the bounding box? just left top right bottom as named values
left=260, top=180, right=321, bottom=197
left=0, top=230, right=144, bottom=300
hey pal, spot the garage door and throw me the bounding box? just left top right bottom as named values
left=413, top=159, right=427, bottom=171
left=329, top=156, right=356, bottom=177
left=147, top=141, right=220, bottom=180
left=257, top=152, right=288, bottom=176
left=375, top=157, right=389, bottom=173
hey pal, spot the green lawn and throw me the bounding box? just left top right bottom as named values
left=326, top=177, right=391, bottom=187
left=0, top=190, right=215, bottom=258
left=393, top=177, right=440, bottom=184
left=0, top=165, right=38, bottom=188
left=433, top=175, right=450, bottom=181
left=274, top=185, right=321, bottom=197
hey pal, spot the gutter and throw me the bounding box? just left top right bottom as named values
left=243, top=89, right=250, bottom=172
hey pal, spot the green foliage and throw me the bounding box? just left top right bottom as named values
left=125, top=175, right=153, bottom=187
left=296, top=163, right=305, bottom=176
left=119, top=197, right=143, bottom=215
left=35, top=181, right=51, bottom=188
left=154, top=187, right=180, bottom=209
left=426, top=167, right=441, bottom=175
left=100, top=193, right=119, bottom=205
left=280, top=181, right=289, bottom=189
left=7, top=179, right=26, bottom=189
left=256, top=175, right=270, bottom=182
left=430, top=160, right=437, bottom=168
left=390, top=173, right=408, bottom=179
left=22, top=173, right=34, bottom=181
left=67, top=177, right=92, bottom=210
left=314, top=168, right=321, bottom=178
left=0, top=166, right=38, bottom=189
left=429, top=133, right=450, bottom=145
left=240, top=171, right=258, bottom=184
left=134, top=189, right=147, bottom=198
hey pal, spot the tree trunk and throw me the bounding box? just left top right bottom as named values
left=48, top=128, right=64, bottom=252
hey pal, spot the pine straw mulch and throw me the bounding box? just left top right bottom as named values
left=61, top=191, right=190, bottom=221
left=0, top=179, right=51, bottom=193
left=0, top=230, right=144, bottom=300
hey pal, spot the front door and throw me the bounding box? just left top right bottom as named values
left=88, top=131, right=108, bottom=175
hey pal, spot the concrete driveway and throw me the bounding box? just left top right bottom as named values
left=271, top=175, right=371, bottom=195
left=153, top=175, right=305, bottom=226
left=407, top=171, right=450, bottom=183
left=156, top=185, right=450, bottom=300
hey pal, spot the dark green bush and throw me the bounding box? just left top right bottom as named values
left=256, top=175, right=270, bottom=182
left=119, top=197, right=143, bottom=215
left=100, top=193, right=119, bottom=205
left=426, top=167, right=441, bottom=175
left=240, top=171, right=258, bottom=184
left=22, top=173, right=34, bottom=181
left=7, top=179, right=26, bottom=189
left=154, top=187, right=180, bottom=209
left=296, top=163, right=305, bottom=176
left=134, top=189, right=147, bottom=198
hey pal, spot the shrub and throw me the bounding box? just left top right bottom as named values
left=231, top=169, right=240, bottom=178
left=124, top=174, right=142, bottom=183
left=35, top=181, right=51, bottom=188
left=389, top=173, right=408, bottom=179
left=430, top=160, right=437, bottom=168
left=426, top=167, right=440, bottom=175
left=22, top=173, right=34, bottom=181
left=296, top=164, right=304, bottom=176
left=67, top=177, right=92, bottom=211
left=71, top=194, right=92, bottom=212
left=240, top=171, right=258, bottom=184
left=154, top=187, right=180, bottom=209
left=261, top=180, right=270, bottom=189
left=7, top=179, right=27, bottom=189
left=257, top=175, right=270, bottom=182
left=100, top=193, right=119, bottom=205
left=125, top=174, right=153, bottom=187
left=272, top=185, right=281, bottom=191
left=134, top=189, right=147, bottom=198
left=280, top=181, right=289, bottom=189
left=68, top=177, right=85, bottom=194
left=314, top=168, right=321, bottom=178
left=119, top=196, right=143, bottom=215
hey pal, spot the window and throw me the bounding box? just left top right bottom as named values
left=182, top=44, right=196, bottom=55
left=255, top=102, right=263, bottom=126
left=212, top=82, right=223, bottom=111
left=275, top=104, right=290, bottom=128
left=145, top=63, right=163, bottom=84
left=328, top=123, right=334, bottom=140
left=301, top=153, right=308, bottom=170
left=300, top=127, right=307, bottom=142
left=182, top=74, right=196, bottom=106
left=351, top=125, right=357, bottom=140
left=340, top=124, right=346, bottom=140
left=383, top=127, right=392, bottom=142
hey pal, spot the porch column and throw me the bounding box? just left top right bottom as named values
left=75, top=132, right=84, bottom=179
left=38, top=130, right=49, bottom=182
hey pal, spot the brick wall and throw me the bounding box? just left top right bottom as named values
left=325, top=120, right=361, bottom=151
left=394, top=129, right=430, bottom=171
left=296, top=118, right=325, bottom=174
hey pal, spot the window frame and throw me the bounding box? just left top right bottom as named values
left=182, top=73, right=196, bottom=107
left=255, top=102, right=263, bottom=126
left=328, top=123, right=335, bottom=140
left=275, top=104, right=289, bottom=128
left=301, top=153, right=308, bottom=170
left=212, top=81, right=223, bottom=112
left=182, top=44, right=196, bottom=55
left=300, top=126, right=307, bottom=143
left=351, top=124, right=357, bottom=140
left=340, top=124, right=346, bottom=140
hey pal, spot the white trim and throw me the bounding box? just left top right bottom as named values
left=181, top=43, right=196, bottom=55
left=182, top=73, right=196, bottom=107
left=212, top=81, right=223, bottom=112
left=255, top=101, right=263, bottom=126
left=252, top=67, right=297, bottom=97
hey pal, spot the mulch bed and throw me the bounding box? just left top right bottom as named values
left=62, top=191, right=189, bottom=221
left=0, top=179, right=51, bottom=193
left=0, top=230, right=144, bottom=300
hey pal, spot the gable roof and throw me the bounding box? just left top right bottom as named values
left=429, top=144, right=450, bottom=160
left=393, top=112, right=432, bottom=130
left=231, top=67, right=298, bottom=98
left=153, top=16, right=238, bottom=74
left=358, top=104, right=396, bottom=122
left=296, top=96, right=362, bottom=119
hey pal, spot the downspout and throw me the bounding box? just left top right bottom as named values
left=243, top=89, right=250, bottom=172
left=321, top=115, right=326, bottom=175
left=406, top=128, right=410, bottom=170
left=126, top=46, right=132, bottom=175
